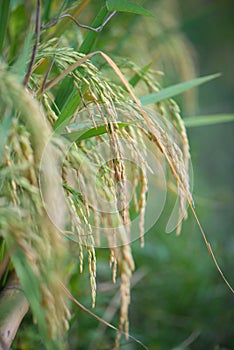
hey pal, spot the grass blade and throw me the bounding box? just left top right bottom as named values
left=10, top=250, right=60, bottom=350
left=46, top=1, right=91, bottom=39
left=43, top=0, right=53, bottom=22
left=0, top=113, right=12, bottom=166
left=52, top=3, right=116, bottom=133
left=106, top=0, right=154, bottom=17
left=129, top=60, right=154, bottom=87
left=140, top=73, right=221, bottom=106
left=53, top=76, right=75, bottom=112
left=53, top=7, right=109, bottom=132
left=0, top=0, right=10, bottom=55
left=10, top=32, right=33, bottom=82
left=53, top=89, right=82, bottom=132
left=79, top=6, right=108, bottom=54
left=184, top=114, right=234, bottom=127
left=63, top=120, right=139, bottom=142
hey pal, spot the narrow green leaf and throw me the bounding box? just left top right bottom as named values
left=54, top=76, right=74, bottom=112
left=43, top=0, right=53, bottom=22
left=0, top=0, right=10, bottom=55
left=11, top=250, right=44, bottom=328
left=0, top=113, right=13, bottom=166
left=140, top=73, right=221, bottom=106
left=10, top=32, right=33, bottom=82
left=2, top=231, right=45, bottom=337
left=57, top=0, right=69, bottom=18
left=11, top=250, right=60, bottom=350
left=184, top=114, right=234, bottom=127
left=129, top=61, right=153, bottom=87
left=53, top=89, right=82, bottom=133
left=54, top=7, right=109, bottom=132
left=62, top=121, right=139, bottom=142
left=106, top=0, right=154, bottom=17
left=7, top=4, right=27, bottom=62
left=79, top=6, right=108, bottom=54
left=63, top=183, right=83, bottom=201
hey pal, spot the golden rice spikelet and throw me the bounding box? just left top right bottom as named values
left=0, top=70, right=70, bottom=342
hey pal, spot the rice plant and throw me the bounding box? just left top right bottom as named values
left=0, top=1, right=233, bottom=349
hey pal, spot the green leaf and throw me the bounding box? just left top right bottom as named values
left=0, top=113, right=13, bottom=166
left=129, top=60, right=154, bottom=87
left=53, top=89, right=82, bottom=133
left=43, top=0, right=53, bottom=22
left=54, top=6, right=109, bottom=133
left=54, top=76, right=75, bottom=112
left=0, top=0, right=10, bottom=55
left=106, top=0, right=154, bottom=17
left=63, top=183, right=83, bottom=201
left=10, top=32, right=33, bottom=82
left=140, top=73, right=221, bottom=106
left=11, top=249, right=60, bottom=350
left=79, top=6, right=108, bottom=54
left=184, top=114, right=234, bottom=127
left=7, top=4, right=28, bottom=63
left=62, top=120, right=139, bottom=142
left=52, top=7, right=109, bottom=134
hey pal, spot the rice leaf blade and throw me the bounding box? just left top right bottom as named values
left=106, top=0, right=154, bottom=17
left=129, top=61, right=154, bottom=87
left=140, top=73, right=221, bottom=106
left=53, top=6, right=109, bottom=129
left=52, top=5, right=112, bottom=131
left=53, top=90, right=82, bottom=132
left=0, top=113, right=13, bottom=166
left=184, top=114, right=234, bottom=127
left=0, top=0, right=10, bottom=55
left=62, top=120, right=139, bottom=142
left=10, top=32, right=33, bottom=82
left=10, top=249, right=61, bottom=350
left=79, top=6, right=108, bottom=54
left=54, top=76, right=75, bottom=112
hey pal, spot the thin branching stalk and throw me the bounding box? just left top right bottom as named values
left=23, top=0, right=41, bottom=87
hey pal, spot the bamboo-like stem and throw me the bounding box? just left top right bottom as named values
left=0, top=273, right=29, bottom=350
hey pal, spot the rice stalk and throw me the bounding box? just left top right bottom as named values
left=30, top=42, right=193, bottom=346
left=1, top=34, right=193, bottom=347
left=0, top=67, right=70, bottom=346
left=1, top=3, right=232, bottom=350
